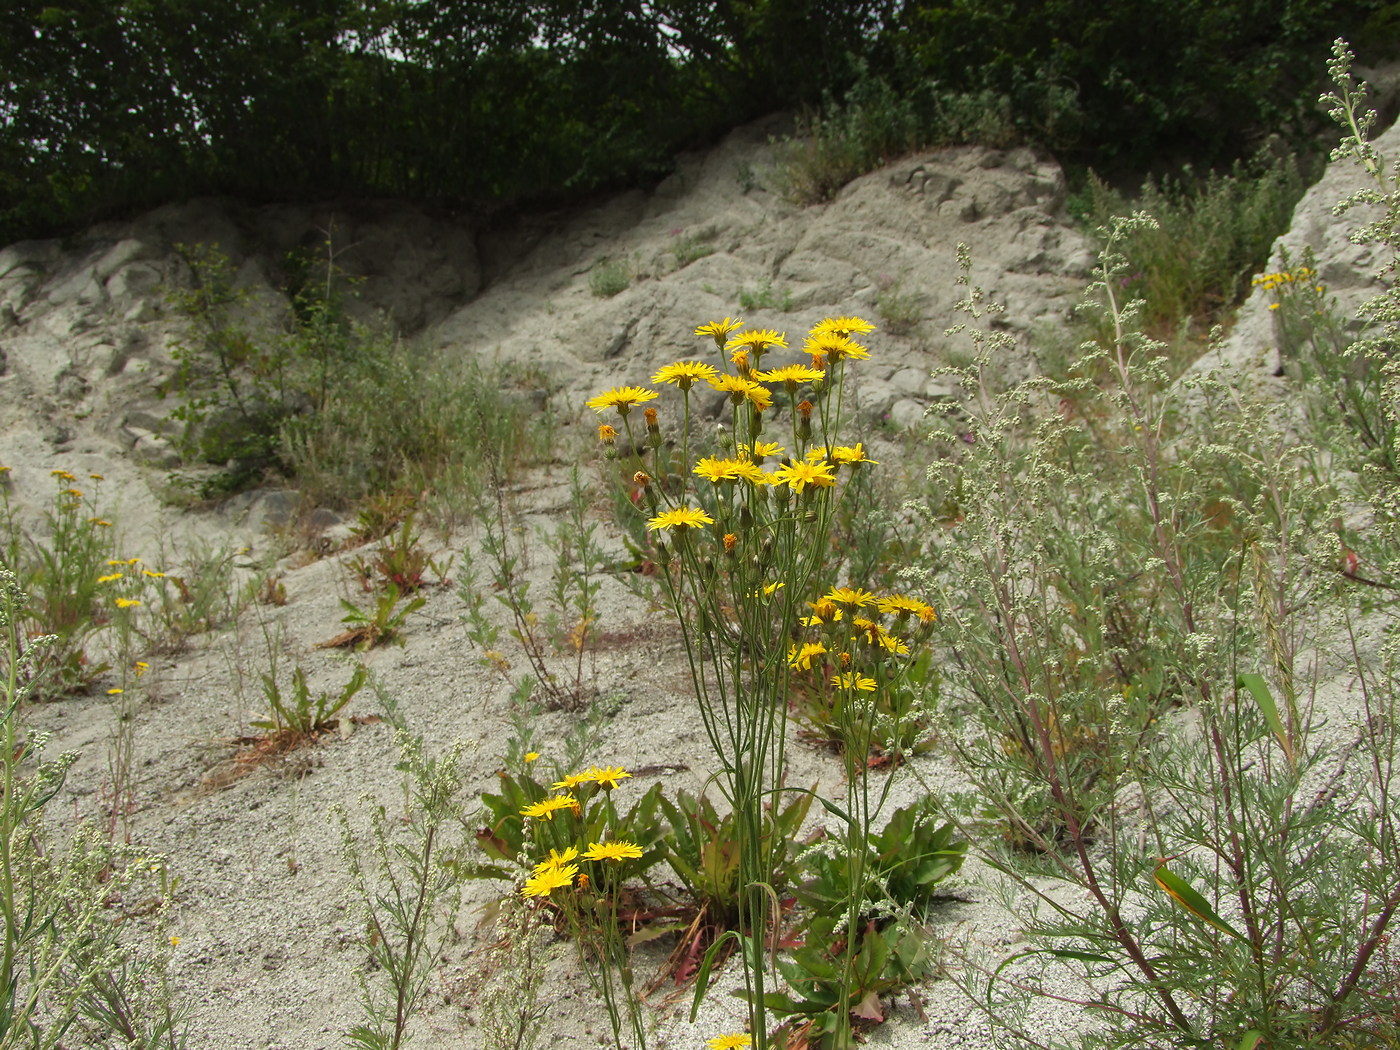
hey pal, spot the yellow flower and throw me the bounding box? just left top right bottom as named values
left=724, top=328, right=788, bottom=353
left=106, top=559, right=126, bottom=567
left=520, top=795, right=578, bottom=820
left=64, top=487, right=83, bottom=498
left=708, top=1033, right=753, bottom=1049
left=169, top=935, right=180, bottom=947
left=802, top=332, right=869, bottom=362
left=811, top=315, right=876, bottom=337
left=647, top=507, right=715, bottom=532
left=877, top=594, right=933, bottom=619
left=114, top=598, right=141, bottom=609
left=532, top=846, right=580, bottom=875
left=800, top=597, right=843, bottom=627
left=523, top=751, right=541, bottom=763
left=832, top=671, right=878, bottom=692
left=787, top=641, right=828, bottom=671
left=737, top=440, right=784, bottom=461
left=552, top=771, right=594, bottom=790
left=586, top=385, right=659, bottom=416
left=695, top=317, right=745, bottom=345
left=750, top=581, right=784, bottom=599
left=0, top=466, right=10, bottom=473
left=522, top=863, right=579, bottom=898
left=584, top=765, right=632, bottom=790
left=98, top=573, right=123, bottom=584
left=773, top=460, right=836, bottom=493
left=142, top=569, right=166, bottom=578
left=831, top=443, right=878, bottom=465
left=708, top=373, right=773, bottom=410
left=652, top=360, right=719, bottom=389
left=755, top=363, right=825, bottom=385
left=107, top=687, right=124, bottom=695
left=134, top=661, right=149, bottom=677
left=694, top=457, right=767, bottom=484
left=89, top=518, right=113, bottom=527
left=598, top=424, right=617, bottom=444
left=582, top=840, right=643, bottom=862
left=50, top=470, right=77, bottom=481
left=825, top=586, right=876, bottom=608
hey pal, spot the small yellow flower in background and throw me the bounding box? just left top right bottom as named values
left=553, top=771, right=594, bottom=790
left=586, top=385, right=659, bottom=416
left=708, top=373, right=772, bottom=410
left=169, top=936, right=180, bottom=947
left=63, top=487, right=83, bottom=498
left=114, top=598, right=141, bottom=609
left=633, top=471, right=652, bottom=486
left=694, top=457, right=766, bottom=485
left=832, top=672, right=878, bottom=692
left=652, top=360, right=719, bottom=389
left=598, top=423, right=617, bottom=444
left=50, top=469, right=76, bottom=481
left=695, top=317, right=745, bottom=345
left=0, top=465, right=11, bottom=473
left=788, top=641, right=828, bottom=671
left=89, top=473, right=104, bottom=481
left=825, top=586, right=876, bottom=608
left=520, top=795, right=579, bottom=820
left=832, top=443, right=877, bottom=465
left=142, top=569, right=166, bottom=578
left=134, top=661, right=149, bottom=677
left=583, top=840, right=644, bottom=862
left=532, top=846, right=580, bottom=874
left=724, top=328, right=787, bottom=353
left=105, top=559, right=125, bottom=567
left=707, top=1034, right=752, bottom=1049
left=722, top=533, right=737, bottom=553
left=107, top=687, right=124, bottom=695
left=877, top=594, right=933, bottom=619
left=585, top=765, right=632, bottom=790
left=124, top=557, right=141, bottom=565
left=89, top=518, right=112, bottom=527
left=773, top=460, right=836, bottom=493
left=522, top=863, right=579, bottom=898
left=811, top=315, right=876, bottom=337
left=737, top=440, right=784, bottom=462
left=750, top=581, right=784, bottom=599
left=647, top=507, right=715, bottom=532
left=98, top=573, right=123, bottom=584
left=1268, top=303, right=1280, bottom=311
left=524, top=751, right=540, bottom=763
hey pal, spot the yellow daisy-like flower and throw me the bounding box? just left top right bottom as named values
left=825, top=586, right=876, bottom=608
left=520, top=795, right=579, bottom=821
left=832, top=443, right=878, bottom=465
left=708, top=373, right=773, bottom=410
left=114, top=598, right=141, bottom=609
left=105, top=559, right=126, bottom=567
left=832, top=672, right=878, bottom=692
left=583, top=840, right=644, bottom=862
left=142, top=569, right=166, bottom=578
left=89, top=518, right=112, bottom=527
left=553, top=771, right=594, bottom=790
left=737, top=440, right=784, bottom=461
left=63, top=487, right=83, bottom=499
left=773, top=460, right=836, bottom=493
left=811, top=315, right=876, bottom=337
left=107, top=687, right=124, bottom=696
left=707, top=1033, right=753, bottom=1049
left=695, top=317, right=745, bottom=345
left=524, top=751, right=541, bottom=763
left=799, top=597, right=843, bottom=627
left=134, top=661, right=149, bottom=677
left=584, top=765, right=632, bottom=790
left=97, top=573, right=123, bottom=584
left=50, top=470, right=76, bottom=481
left=853, top=617, right=911, bottom=655
left=877, top=594, right=933, bottom=619
left=652, top=360, right=719, bottom=389
left=522, top=863, right=579, bottom=898
left=725, top=329, right=788, bottom=353
left=787, top=641, right=828, bottom=671
left=754, top=363, right=825, bottom=385
left=89, top=473, right=105, bottom=481
left=802, top=332, right=869, bottom=362
left=586, top=385, right=659, bottom=416
left=647, top=507, right=715, bottom=532
left=532, top=846, right=580, bottom=875
left=749, top=580, right=785, bottom=599
left=694, top=457, right=767, bottom=484
left=598, top=424, right=617, bottom=444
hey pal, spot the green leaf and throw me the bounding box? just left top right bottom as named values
left=1237, top=672, right=1291, bottom=760
left=1153, top=865, right=1246, bottom=941
left=1236, top=1030, right=1265, bottom=1050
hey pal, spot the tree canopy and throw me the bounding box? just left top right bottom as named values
left=1, top=0, right=1393, bottom=244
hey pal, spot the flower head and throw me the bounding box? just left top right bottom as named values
left=652, top=360, right=718, bottom=390
left=773, top=460, right=836, bottom=493
left=787, top=641, right=828, bottom=671
left=520, top=795, right=579, bottom=821
left=877, top=594, right=933, bottom=619
left=114, top=598, right=141, bottom=609
left=50, top=470, right=76, bottom=481
left=587, top=385, right=659, bottom=416
left=532, top=846, right=580, bottom=875
left=708, top=1034, right=753, bottom=1049
left=737, top=440, right=784, bottom=461
left=825, top=586, right=876, bottom=608
left=832, top=672, right=878, bottom=692
left=522, top=863, right=579, bottom=898
left=598, top=424, right=617, bottom=444
left=98, top=573, right=123, bottom=584
left=708, top=373, right=773, bottom=410
left=647, top=507, right=715, bottom=532
left=694, top=457, right=767, bottom=484
left=755, top=363, right=825, bottom=385
left=811, top=316, right=875, bottom=337
left=695, top=317, right=745, bottom=345
left=802, top=332, right=869, bottom=362
left=524, top=751, right=541, bottom=763
left=583, top=840, right=644, bottom=862
left=725, top=329, right=787, bottom=354
left=584, top=765, right=632, bottom=790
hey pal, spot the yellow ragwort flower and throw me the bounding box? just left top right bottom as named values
left=522, top=863, right=579, bottom=898
left=832, top=443, right=878, bottom=465
left=802, top=332, right=869, bottom=362
left=647, top=507, right=715, bottom=532
left=107, top=688, right=124, bottom=696
left=532, top=846, right=580, bottom=875
left=586, top=385, right=659, bottom=416
left=114, top=598, right=141, bottom=609
left=755, top=363, right=825, bottom=385
left=50, top=470, right=76, bottom=481
left=598, top=424, right=617, bottom=444
left=520, top=795, right=578, bottom=821
left=98, top=573, right=123, bottom=584
left=524, top=751, right=541, bottom=763
left=724, top=328, right=788, bottom=353
left=811, top=315, right=876, bottom=337
left=773, top=460, right=836, bottom=493
left=134, top=661, right=149, bottom=677
left=787, top=641, right=828, bottom=671
left=583, top=840, right=644, bottom=862
left=708, top=1033, right=753, bottom=1049
left=695, top=317, right=745, bottom=345
left=708, top=373, right=773, bottom=410
left=825, top=586, right=876, bottom=608
left=584, top=765, right=632, bottom=790
left=652, top=360, right=719, bottom=390
left=552, top=771, right=594, bottom=790
left=694, top=457, right=767, bottom=484
left=877, top=593, right=933, bottom=619
left=832, top=672, right=878, bottom=692
left=737, top=440, right=784, bottom=461
left=142, top=569, right=166, bottom=578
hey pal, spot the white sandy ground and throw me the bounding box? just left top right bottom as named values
left=4, top=112, right=1398, bottom=1050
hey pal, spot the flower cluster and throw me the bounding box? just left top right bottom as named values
left=517, top=763, right=643, bottom=900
